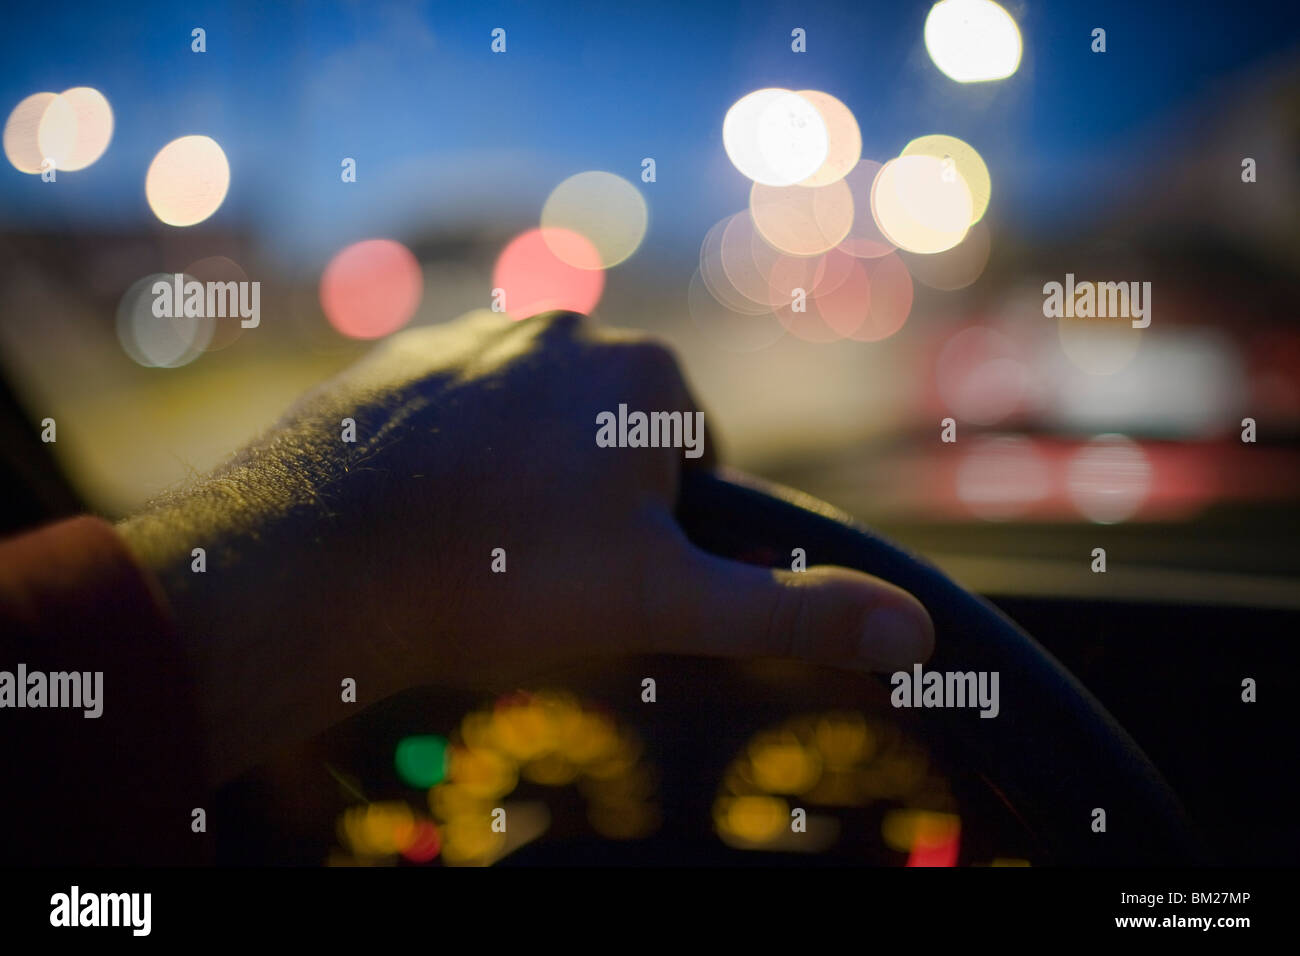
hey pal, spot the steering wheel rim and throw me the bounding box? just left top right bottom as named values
left=675, top=467, right=1203, bottom=865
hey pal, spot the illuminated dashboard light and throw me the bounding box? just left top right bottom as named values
left=446, top=746, right=517, bottom=801
left=882, top=808, right=960, bottom=853
left=747, top=732, right=824, bottom=794
left=394, top=735, right=450, bottom=789
left=429, top=782, right=489, bottom=819
left=715, top=795, right=789, bottom=845
left=813, top=712, right=875, bottom=769
left=400, top=819, right=442, bottom=863
left=440, top=815, right=507, bottom=866
left=338, top=802, right=416, bottom=857
left=522, top=752, right=579, bottom=786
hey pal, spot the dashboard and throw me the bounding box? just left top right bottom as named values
left=216, top=655, right=1038, bottom=867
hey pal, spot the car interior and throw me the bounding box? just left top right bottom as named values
left=1, top=1, right=1296, bottom=872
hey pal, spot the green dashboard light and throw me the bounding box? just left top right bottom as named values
left=395, top=735, right=450, bottom=788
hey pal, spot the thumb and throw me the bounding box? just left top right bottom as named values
left=647, top=547, right=935, bottom=672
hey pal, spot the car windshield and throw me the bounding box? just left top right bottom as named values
left=1, top=1, right=1297, bottom=605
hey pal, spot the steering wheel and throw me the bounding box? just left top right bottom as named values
left=220, top=468, right=1203, bottom=866
left=672, top=468, right=1202, bottom=865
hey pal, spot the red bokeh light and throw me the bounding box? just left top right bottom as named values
left=400, top=819, right=442, bottom=864
left=320, top=238, right=423, bottom=340
left=493, top=228, right=604, bottom=321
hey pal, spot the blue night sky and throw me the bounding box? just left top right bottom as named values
left=2, top=0, right=1297, bottom=270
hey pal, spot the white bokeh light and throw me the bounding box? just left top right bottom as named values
left=723, top=89, right=829, bottom=186
left=925, top=0, right=1023, bottom=83
left=116, top=273, right=214, bottom=368
left=1067, top=435, right=1153, bottom=524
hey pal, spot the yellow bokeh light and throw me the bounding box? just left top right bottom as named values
left=813, top=713, right=875, bottom=769
left=338, top=802, right=416, bottom=857
left=429, top=694, right=661, bottom=857
left=870, top=155, right=972, bottom=254
left=924, top=0, right=1023, bottom=83
left=448, top=746, right=518, bottom=800
left=522, top=752, right=579, bottom=786
left=581, top=736, right=641, bottom=780
left=459, top=711, right=499, bottom=751
left=556, top=711, right=620, bottom=765
left=715, top=795, right=789, bottom=845
left=145, top=135, right=230, bottom=227
left=440, top=816, right=507, bottom=866
left=581, top=764, right=656, bottom=804
left=748, top=733, right=823, bottom=794
left=541, top=171, right=647, bottom=269
left=490, top=700, right=553, bottom=761
left=429, top=782, right=490, bottom=820
left=796, top=90, right=862, bottom=187
left=902, top=134, right=991, bottom=225
left=882, top=809, right=961, bottom=852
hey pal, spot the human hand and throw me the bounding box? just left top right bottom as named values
left=119, top=309, right=933, bottom=783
